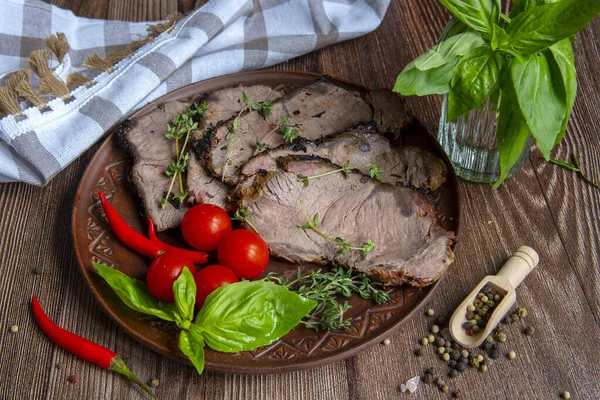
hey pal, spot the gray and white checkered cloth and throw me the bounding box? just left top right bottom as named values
left=0, top=0, right=389, bottom=185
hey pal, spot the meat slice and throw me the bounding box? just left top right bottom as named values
left=367, top=89, right=412, bottom=136
left=120, top=100, right=192, bottom=231
left=195, top=80, right=373, bottom=185
left=186, top=85, right=284, bottom=206
left=237, top=156, right=455, bottom=286
left=240, top=124, right=447, bottom=190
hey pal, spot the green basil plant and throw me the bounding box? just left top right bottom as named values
left=393, top=0, right=600, bottom=187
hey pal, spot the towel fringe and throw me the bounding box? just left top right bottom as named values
left=66, top=72, right=93, bottom=90
left=44, top=33, right=70, bottom=64
left=83, top=53, right=114, bottom=72
left=0, top=87, right=21, bottom=115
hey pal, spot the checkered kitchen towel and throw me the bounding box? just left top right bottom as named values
left=0, top=0, right=390, bottom=185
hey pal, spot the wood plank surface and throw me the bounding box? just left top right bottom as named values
left=0, top=1, right=599, bottom=399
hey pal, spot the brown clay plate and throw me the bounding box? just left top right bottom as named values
left=72, top=70, right=460, bottom=375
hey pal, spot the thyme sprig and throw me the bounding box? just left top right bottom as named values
left=297, top=161, right=384, bottom=187
left=161, top=102, right=209, bottom=209
left=255, top=114, right=302, bottom=154
left=265, top=267, right=390, bottom=331
left=231, top=206, right=258, bottom=233
left=550, top=153, right=600, bottom=190
left=298, top=201, right=375, bottom=260
left=222, top=92, right=272, bottom=180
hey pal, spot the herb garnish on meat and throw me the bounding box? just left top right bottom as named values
left=231, top=206, right=258, bottom=233
left=297, top=161, right=383, bottom=186
left=255, top=114, right=302, bottom=154
left=222, top=92, right=272, bottom=180
left=161, top=101, right=209, bottom=209
left=298, top=201, right=376, bottom=260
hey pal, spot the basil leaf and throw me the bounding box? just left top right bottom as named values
left=94, top=262, right=176, bottom=322
left=394, top=57, right=461, bottom=96
left=493, top=90, right=531, bottom=188
left=414, top=32, right=485, bottom=71
left=438, top=16, right=472, bottom=43
left=173, top=268, right=196, bottom=322
left=447, top=46, right=504, bottom=122
left=510, top=53, right=566, bottom=159
left=549, top=39, right=577, bottom=146
left=178, top=325, right=205, bottom=375
left=509, top=0, right=541, bottom=18
left=194, top=280, right=317, bottom=353
left=490, top=23, right=510, bottom=51
left=438, top=0, right=501, bottom=37
left=505, top=0, right=600, bottom=54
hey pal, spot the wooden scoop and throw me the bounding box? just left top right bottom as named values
left=449, top=246, right=539, bottom=348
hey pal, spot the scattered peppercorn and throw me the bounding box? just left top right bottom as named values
left=451, top=351, right=460, bottom=361
left=436, top=315, right=446, bottom=325
left=442, top=353, right=450, bottom=361
left=426, top=309, right=435, bottom=317
left=451, top=342, right=460, bottom=350
left=449, top=369, right=459, bottom=378
left=501, top=315, right=511, bottom=324
left=428, top=335, right=435, bottom=343
left=383, top=338, right=391, bottom=346
left=421, top=337, right=429, bottom=345
left=511, top=313, right=520, bottom=323
left=467, top=305, right=475, bottom=312
left=461, top=350, right=469, bottom=358
left=452, top=389, right=460, bottom=398
left=150, top=378, right=160, bottom=387
left=423, top=373, right=433, bottom=384
left=441, top=385, right=449, bottom=393
left=456, top=363, right=466, bottom=373
left=431, top=325, right=440, bottom=334
left=438, top=346, right=446, bottom=355
left=448, top=360, right=458, bottom=369
left=517, top=307, right=528, bottom=318
left=495, top=332, right=507, bottom=343
left=10, top=325, right=18, bottom=333
left=479, top=364, right=488, bottom=373
left=470, top=358, right=479, bottom=368
left=68, top=375, right=79, bottom=384
left=560, top=391, right=571, bottom=399
left=523, top=326, right=535, bottom=335
left=414, top=348, right=424, bottom=357
left=436, top=337, right=445, bottom=347
left=508, top=351, right=516, bottom=360
left=33, top=267, right=43, bottom=274
left=486, top=335, right=494, bottom=344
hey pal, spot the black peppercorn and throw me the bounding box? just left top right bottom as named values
left=459, top=356, right=468, bottom=364
left=456, top=363, right=466, bottom=373
left=423, top=374, right=433, bottom=384
left=448, top=360, right=457, bottom=369
left=414, top=348, right=424, bottom=357
left=452, top=342, right=461, bottom=350
left=436, top=337, right=446, bottom=347
left=448, top=369, right=459, bottom=378
left=451, top=351, right=460, bottom=360
left=462, top=322, right=473, bottom=330
left=523, top=326, right=535, bottom=335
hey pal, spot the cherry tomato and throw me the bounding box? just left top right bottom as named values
left=146, top=252, right=195, bottom=302
left=217, top=229, right=269, bottom=279
left=194, top=265, right=239, bottom=308
left=181, top=204, right=232, bottom=251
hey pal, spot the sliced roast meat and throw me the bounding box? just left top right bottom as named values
left=195, top=80, right=373, bottom=185
left=186, top=85, right=284, bottom=207
left=237, top=156, right=455, bottom=286
left=240, top=124, right=447, bottom=190
left=120, top=100, right=192, bottom=231
left=367, top=89, right=411, bottom=136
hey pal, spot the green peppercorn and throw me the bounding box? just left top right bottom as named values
left=494, top=294, right=501, bottom=302
left=479, top=364, right=488, bottom=373
left=561, top=391, right=571, bottom=399
left=461, top=350, right=469, bottom=358
left=421, top=337, right=429, bottom=345
left=476, top=354, right=484, bottom=362
left=474, top=314, right=482, bottom=321
left=481, top=295, right=489, bottom=303
left=495, top=332, right=507, bottom=343
left=428, top=334, right=435, bottom=343
left=482, top=305, right=489, bottom=312
left=487, top=300, right=495, bottom=307
left=427, top=308, right=435, bottom=317
left=517, top=307, right=528, bottom=318
left=507, top=351, right=516, bottom=360
left=474, top=300, right=483, bottom=308
left=150, top=378, right=160, bottom=387
left=478, top=309, right=487, bottom=317
left=442, top=353, right=450, bottom=361
left=472, top=325, right=480, bottom=333
left=383, top=338, right=391, bottom=346
left=431, top=325, right=440, bottom=334
left=467, top=305, right=475, bottom=312
left=469, top=319, right=477, bottom=325
left=441, top=385, right=449, bottom=393
left=470, top=357, right=479, bottom=368
left=486, top=335, right=494, bottom=344
left=438, top=346, right=446, bottom=354
left=10, top=325, right=18, bottom=333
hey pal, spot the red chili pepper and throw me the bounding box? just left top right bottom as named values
left=98, top=192, right=165, bottom=259
left=147, top=217, right=209, bottom=264
left=31, top=296, right=156, bottom=399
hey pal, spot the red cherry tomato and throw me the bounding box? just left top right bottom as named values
left=181, top=204, right=232, bottom=251
left=194, top=265, right=239, bottom=308
left=146, top=252, right=195, bottom=303
left=217, top=229, right=269, bottom=279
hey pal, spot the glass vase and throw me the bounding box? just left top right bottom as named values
left=436, top=94, right=533, bottom=183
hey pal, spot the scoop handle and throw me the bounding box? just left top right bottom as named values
left=496, top=246, right=539, bottom=289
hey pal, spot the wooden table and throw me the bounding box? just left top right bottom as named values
left=1, top=1, right=598, bottom=399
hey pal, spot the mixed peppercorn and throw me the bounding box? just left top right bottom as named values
left=461, top=285, right=504, bottom=336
